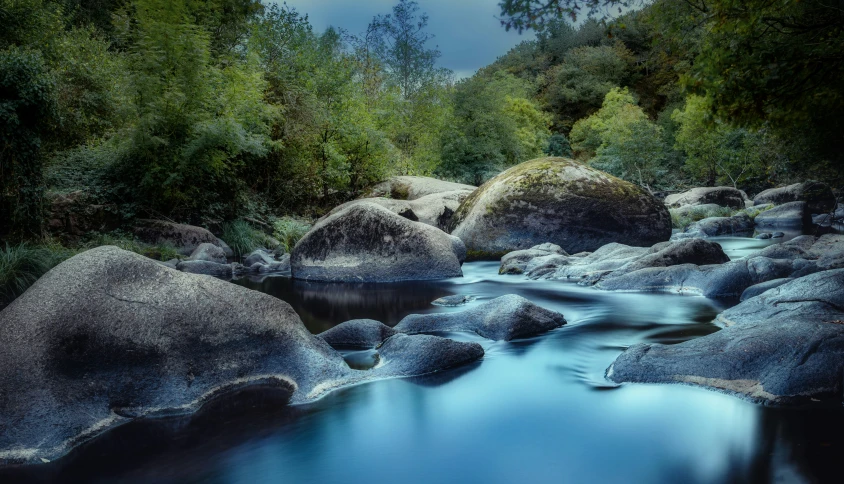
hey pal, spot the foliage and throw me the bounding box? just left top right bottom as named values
left=669, top=205, right=734, bottom=230
left=0, top=242, right=71, bottom=308
left=0, top=46, right=58, bottom=240
left=438, top=70, right=550, bottom=185
left=545, top=133, right=572, bottom=157
left=220, top=220, right=275, bottom=257
left=272, top=217, right=312, bottom=253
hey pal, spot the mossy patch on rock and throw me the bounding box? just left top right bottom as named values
left=450, top=157, right=671, bottom=255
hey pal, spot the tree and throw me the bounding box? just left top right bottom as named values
left=0, top=47, right=58, bottom=239
left=498, top=0, right=644, bottom=32
left=570, top=87, right=669, bottom=191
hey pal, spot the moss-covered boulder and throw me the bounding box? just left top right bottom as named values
left=449, top=157, right=672, bottom=257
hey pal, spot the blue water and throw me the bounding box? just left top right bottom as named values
left=8, top=241, right=844, bottom=483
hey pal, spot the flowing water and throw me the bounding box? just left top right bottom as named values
left=7, top=236, right=844, bottom=483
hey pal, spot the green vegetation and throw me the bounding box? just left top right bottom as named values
left=273, top=217, right=312, bottom=253
left=669, top=206, right=734, bottom=230
left=1, top=0, right=841, bottom=306
left=0, top=243, right=70, bottom=308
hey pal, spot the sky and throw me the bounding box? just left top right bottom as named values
left=279, top=0, right=536, bottom=79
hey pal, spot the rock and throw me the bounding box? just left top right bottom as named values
left=0, top=247, right=486, bottom=465
left=772, top=232, right=785, bottom=238
left=395, top=294, right=566, bottom=341
left=291, top=202, right=465, bottom=282
left=243, top=249, right=275, bottom=267
left=176, top=260, right=233, bottom=277
left=755, top=233, right=772, bottom=240
left=431, top=295, right=476, bottom=307
left=753, top=181, right=836, bottom=213
left=754, top=201, right=811, bottom=228
left=156, top=258, right=179, bottom=269
left=0, top=246, right=353, bottom=464
left=740, top=278, right=794, bottom=301
left=449, top=157, right=672, bottom=257
left=134, top=219, right=229, bottom=256
left=671, top=213, right=754, bottom=240
left=322, top=189, right=472, bottom=231
left=500, top=243, right=570, bottom=274
left=373, top=334, right=484, bottom=376
left=664, top=187, right=746, bottom=209
left=46, top=190, right=121, bottom=238
left=318, top=320, right=398, bottom=348
left=608, top=269, right=844, bottom=405
left=367, top=176, right=475, bottom=200
left=517, top=239, right=729, bottom=283
left=188, top=243, right=227, bottom=264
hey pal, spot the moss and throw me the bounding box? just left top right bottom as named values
left=390, top=183, right=410, bottom=200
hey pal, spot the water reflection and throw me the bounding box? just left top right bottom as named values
left=5, top=251, right=843, bottom=483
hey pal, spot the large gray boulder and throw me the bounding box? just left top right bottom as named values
left=394, top=294, right=566, bottom=341
left=0, top=247, right=486, bottom=465
left=0, top=247, right=351, bottom=465
left=608, top=269, right=844, bottom=405
left=367, top=176, right=475, bottom=200
left=664, top=187, right=746, bottom=209
left=291, top=202, right=465, bottom=282
left=322, top=189, right=471, bottom=231
left=753, top=181, right=836, bottom=213
left=500, top=243, right=568, bottom=274
left=318, top=319, right=398, bottom=348
left=449, top=157, right=671, bottom=257
left=133, top=219, right=232, bottom=257
left=754, top=201, right=811, bottom=228
left=671, top=213, right=754, bottom=240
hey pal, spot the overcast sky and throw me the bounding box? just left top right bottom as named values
left=279, top=0, right=535, bottom=79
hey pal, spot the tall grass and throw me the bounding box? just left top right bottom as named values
left=0, top=243, right=73, bottom=308
left=80, top=232, right=181, bottom=261
left=273, top=217, right=312, bottom=253
left=221, top=220, right=278, bottom=257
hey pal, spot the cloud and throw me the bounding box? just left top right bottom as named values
left=277, top=0, right=535, bottom=78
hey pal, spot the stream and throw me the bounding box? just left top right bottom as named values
left=6, top=235, right=843, bottom=483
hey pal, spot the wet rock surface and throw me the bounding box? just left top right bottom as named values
left=188, top=243, right=227, bottom=264
left=665, top=187, right=747, bottom=209
left=754, top=201, right=811, bottom=228
left=291, top=202, right=465, bottom=282
left=608, top=269, right=844, bottom=405
left=752, top=181, right=836, bottom=213
left=322, top=189, right=471, bottom=231
left=671, top=213, right=755, bottom=240
left=395, top=294, right=566, bottom=341
left=449, top=157, right=671, bottom=257
left=318, top=319, right=398, bottom=348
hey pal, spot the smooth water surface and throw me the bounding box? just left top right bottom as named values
left=7, top=239, right=844, bottom=483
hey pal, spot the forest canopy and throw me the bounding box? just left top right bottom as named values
left=1, top=0, right=841, bottom=242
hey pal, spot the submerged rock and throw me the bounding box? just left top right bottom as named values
left=291, top=202, right=465, bottom=282
left=395, top=294, right=566, bottom=341
left=608, top=269, right=844, bottom=405
left=664, top=187, right=746, bottom=209
left=449, top=157, right=671, bottom=257
left=431, top=294, right=476, bottom=306
left=671, top=213, right=754, bottom=240
left=318, top=320, right=398, bottom=348
left=367, top=176, right=475, bottom=201
left=753, top=181, right=836, bottom=213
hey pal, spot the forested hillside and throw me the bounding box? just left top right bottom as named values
left=1, top=0, right=842, bottom=244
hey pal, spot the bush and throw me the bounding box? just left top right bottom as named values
left=80, top=231, right=181, bottom=261
left=669, top=205, right=734, bottom=229
left=272, top=217, right=312, bottom=252
left=221, top=220, right=276, bottom=257
left=0, top=243, right=72, bottom=308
